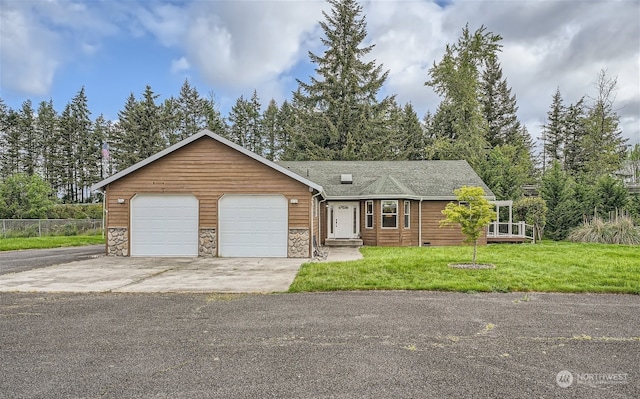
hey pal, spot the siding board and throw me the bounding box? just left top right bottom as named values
left=106, top=137, right=312, bottom=232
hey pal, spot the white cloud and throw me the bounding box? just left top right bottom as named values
left=136, top=3, right=188, bottom=47
left=180, top=1, right=325, bottom=90
left=0, top=0, right=121, bottom=96
left=1, top=0, right=638, bottom=145
left=0, top=7, right=59, bottom=95
left=360, top=0, right=640, bottom=145
left=170, top=57, right=191, bottom=74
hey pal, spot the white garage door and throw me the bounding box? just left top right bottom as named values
left=219, top=195, right=288, bottom=257
left=130, top=194, right=198, bottom=256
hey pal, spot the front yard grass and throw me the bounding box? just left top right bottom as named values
left=0, top=235, right=105, bottom=251
left=289, top=242, right=640, bottom=294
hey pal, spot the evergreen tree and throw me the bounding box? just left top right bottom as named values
left=176, top=79, right=211, bottom=140
left=112, top=93, right=139, bottom=170
left=247, top=90, right=263, bottom=156
left=376, top=100, right=403, bottom=160
left=204, top=91, right=226, bottom=136
left=278, top=100, right=297, bottom=160
left=137, top=85, right=164, bottom=159
left=114, top=86, right=164, bottom=170
left=480, top=57, right=519, bottom=148
left=262, top=99, right=281, bottom=161
left=562, top=98, right=588, bottom=176
left=93, top=114, right=111, bottom=180
left=425, top=24, right=502, bottom=169
left=69, top=87, right=94, bottom=202
left=18, top=100, right=39, bottom=176
left=476, top=56, right=534, bottom=197
left=480, top=144, right=530, bottom=200
left=55, top=87, right=94, bottom=202
left=161, top=96, right=181, bottom=146
left=592, top=175, right=629, bottom=218
left=35, top=99, right=60, bottom=190
left=58, top=103, right=77, bottom=202
left=480, top=57, right=534, bottom=153
left=227, top=95, right=252, bottom=149
left=0, top=101, right=21, bottom=179
left=540, top=161, right=580, bottom=240
left=541, top=88, right=565, bottom=172
left=292, top=0, right=392, bottom=160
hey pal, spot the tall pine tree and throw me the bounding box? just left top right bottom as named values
left=262, top=99, right=281, bottom=161
left=18, top=100, right=39, bottom=176
left=541, top=88, right=565, bottom=172
left=36, top=99, right=59, bottom=189
left=292, top=0, right=392, bottom=160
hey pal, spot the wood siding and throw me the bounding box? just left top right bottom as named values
left=105, top=136, right=312, bottom=232
left=324, top=199, right=485, bottom=247
left=420, top=201, right=487, bottom=246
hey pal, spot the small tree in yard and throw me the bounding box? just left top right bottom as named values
left=514, top=196, right=547, bottom=242
left=440, top=186, right=496, bottom=265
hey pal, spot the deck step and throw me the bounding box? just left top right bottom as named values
left=325, top=238, right=363, bottom=247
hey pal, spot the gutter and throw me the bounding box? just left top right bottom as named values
left=324, top=195, right=495, bottom=201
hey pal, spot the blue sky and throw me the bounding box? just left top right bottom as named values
left=1, top=0, right=639, bottom=147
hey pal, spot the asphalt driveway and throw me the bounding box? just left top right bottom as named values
left=0, top=247, right=362, bottom=293
left=1, top=291, right=638, bottom=398
left=0, top=245, right=104, bottom=275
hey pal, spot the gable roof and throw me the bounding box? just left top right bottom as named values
left=277, top=160, right=495, bottom=200
left=91, top=129, right=323, bottom=193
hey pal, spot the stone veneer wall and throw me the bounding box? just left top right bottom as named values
left=107, top=227, right=128, bottom=256
left=199, top=228, right=217, bottom=257
left=288, top=228, right=310, bottom=258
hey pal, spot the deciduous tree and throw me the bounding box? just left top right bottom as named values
left=440, top=186, right=496, bottom=265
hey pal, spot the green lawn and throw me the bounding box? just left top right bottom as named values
left=0, top=235, right=105, bottom=251
left=289, top=242, right=640, bottom=294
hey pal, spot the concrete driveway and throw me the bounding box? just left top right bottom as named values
left=0, top=247, right=362, bottom=293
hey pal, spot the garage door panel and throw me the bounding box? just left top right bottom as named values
left=131, top=194, right=198, bottom=257
left=219, top=195, right=288, bottom=257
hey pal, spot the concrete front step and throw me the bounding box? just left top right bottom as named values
left=325, top=238, right=363, bottom=247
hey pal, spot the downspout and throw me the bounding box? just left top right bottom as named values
left=418, top=198, right=423, bottom=247
left=311, top=191, right=323, bottom=257
left=102, top=189, right=106, bottom=239
left=101, top=187, right=108, bottom=255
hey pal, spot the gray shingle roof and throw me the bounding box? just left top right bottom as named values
left=277, top=160, right=495, bottom=200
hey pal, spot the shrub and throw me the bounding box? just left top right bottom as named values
left=514, top=196, right=547, bottom=241
left=568, top=213, right=640, bottom=245
left=47, top=204, right=103, bottom=219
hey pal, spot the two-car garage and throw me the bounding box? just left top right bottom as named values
left=92, top=130, right=321, bottom=258
left=130, top=194, right=287, bottom=257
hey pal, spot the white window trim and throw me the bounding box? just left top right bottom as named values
left=381, top=200, right=398, bottom=229
left=404, top=200, right=410, bottom=229
left=365, top=200, right=374, bottom=229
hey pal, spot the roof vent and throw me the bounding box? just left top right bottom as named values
left=340, top=174, right=353, bottom=184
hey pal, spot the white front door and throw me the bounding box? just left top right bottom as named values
left=329, top=202, right=359, bottom=239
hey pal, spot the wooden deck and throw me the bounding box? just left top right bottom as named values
left=487, top=235, right=529, bottom=244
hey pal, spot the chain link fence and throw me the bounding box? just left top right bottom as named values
left=0, top=219, right=104, bottom=238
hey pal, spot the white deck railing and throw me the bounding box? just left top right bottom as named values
left=487, top=221, right=535, bottom=242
